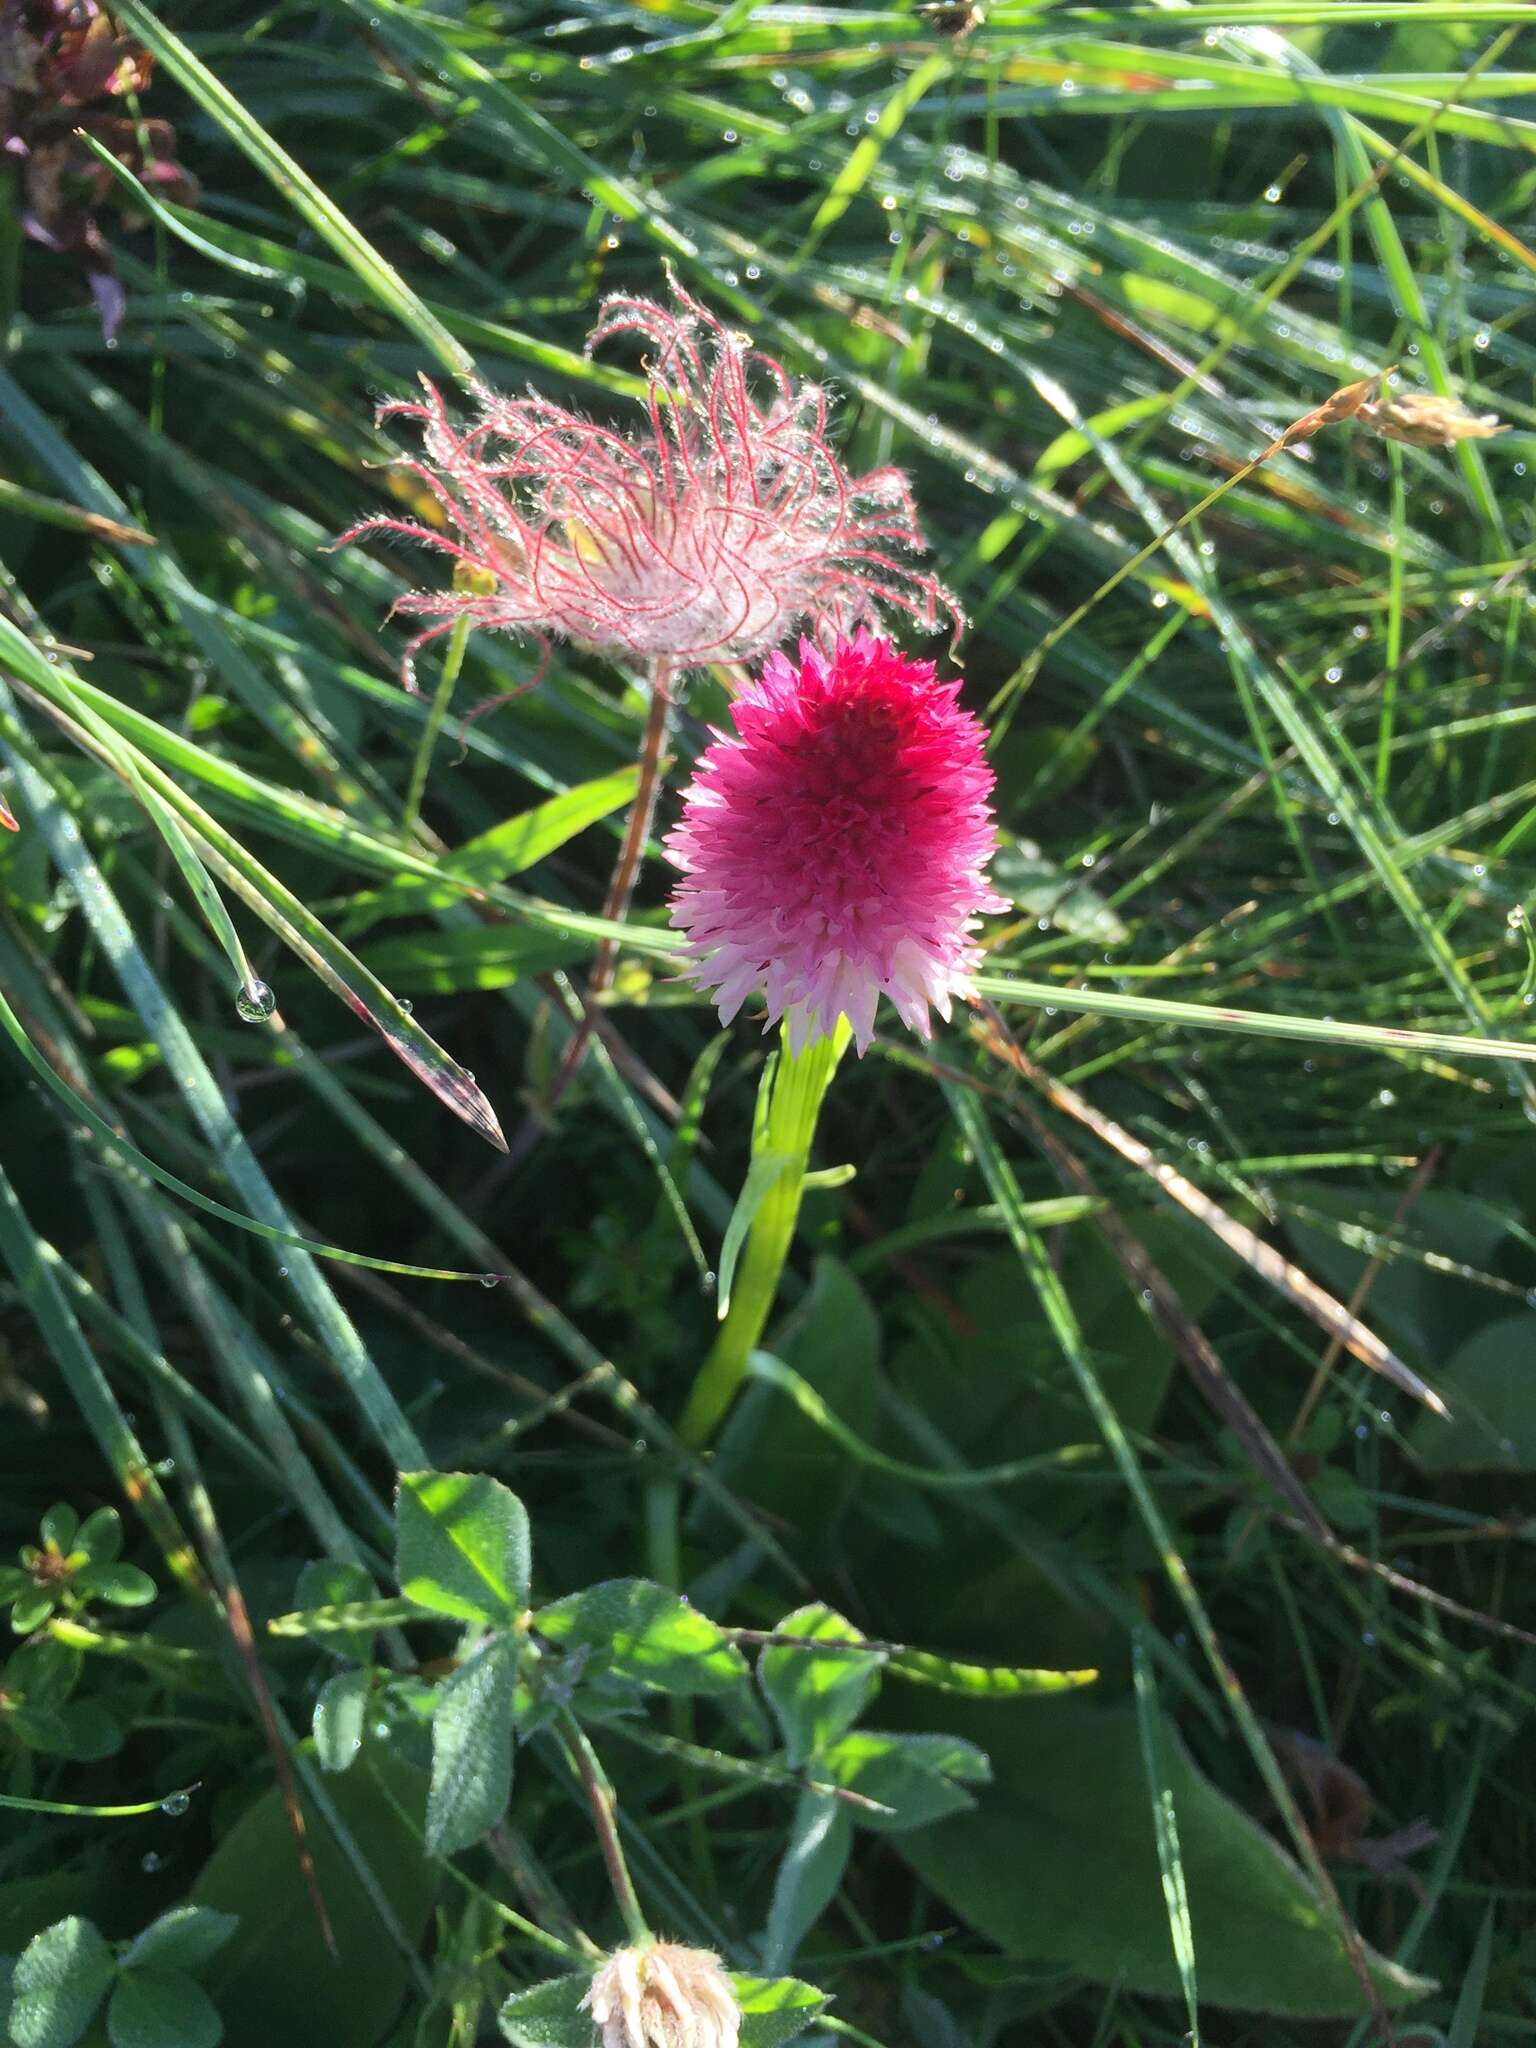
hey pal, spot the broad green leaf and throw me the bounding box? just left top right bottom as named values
left=396, top=1473, right=531, bottom=1626
left=532, top=1580, right=748, bottom=1697
left=8, top=1917, right=116, bottom=2048
left=716, top=1260, right=879, bottom=1542
left=121, top=1910, right=238, bottom=1976
left=314, top=1670, right=372, bottom=1775
left=1285, top=1184, right=1514, bottom=1361
left=1411, top=1316, right=1536, bottom=1470
left=816, top=1731, right=990, bottom=1834
left=497, top=1974, right=593, bottom=2048
left=193, top=1748, right=436, bottom=2048
left=426, top=1635, right=519, bottom=1856
left=106, top=1971, right=222, bottom=2048
left=760, top=1607, right=884, bottom=1767
left=762, top=1790, right=852, bottom=1973
left=893, top=1700, right=1434, bottom=2016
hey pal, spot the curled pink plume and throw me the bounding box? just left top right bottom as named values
left=336, top=277, right=957, bottom=687
left=666, top=631, right=1003, bottom=1054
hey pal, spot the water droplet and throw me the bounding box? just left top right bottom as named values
left=398, top=998, right=413, bottom=1016
left=236, top=979, right=276, bottom=1023
left=141, top=1851, right=165, bottom=1873
left=160, top=1789, right=192, bottom=1817
left=479, top=1273, right=501, bottom=1289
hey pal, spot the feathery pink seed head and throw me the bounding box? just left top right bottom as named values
left=666, top=631, right=1003, bottom=1053
left=338, top=278, right=959, bottom=688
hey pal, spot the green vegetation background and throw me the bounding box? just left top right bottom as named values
left=1, top=3, right=1535, bottom=2045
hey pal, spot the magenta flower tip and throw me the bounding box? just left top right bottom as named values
left=666, top=631, right=1003, bottom=1053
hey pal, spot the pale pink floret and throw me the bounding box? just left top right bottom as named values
left=581, top=1943, right=740, bottom=2048
left=339, top=278, right=955, bottom=688
left=666, top=632, right=1003, bottom=1053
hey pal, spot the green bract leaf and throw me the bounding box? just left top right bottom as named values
left=121, top=1909, right=239, bottom=1976
left=426, top=1635, right=519, bottom=1856
left=533, top=1580, right=749, bottom=1697
left=9, top=1916, right=116, bottom=2048
left=497, top=1973, right=593, bottom=2048
left=313, top=1669, right=372, bottom=1774
left=733, top=1974, right=829, bottom=2048
left=397, top=1473, right=531, bottom=1626
left=107, top=1970, right=222, bottom=2048
left=759, top=1607, right=885, bottom=1767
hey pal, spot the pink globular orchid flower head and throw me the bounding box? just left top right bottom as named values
left=666, top=630, right=1003, bottom=1054
left=338, top=277, right=957, bottom=689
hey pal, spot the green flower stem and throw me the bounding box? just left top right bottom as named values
left=678, top=1019, right=850, bottom=1450
left=557, top=1713, right=651, bottom=1948
left=401, top=613, right=471, bottom=842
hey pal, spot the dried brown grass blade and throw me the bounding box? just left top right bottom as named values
left=973, top=1009, right=1445, bottom=1417
left=973, top=1009, right=1331, bottom=1539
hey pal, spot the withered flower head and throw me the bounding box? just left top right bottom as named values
left=1, top=0, right=196, bottom=337
left=339, top=275, right=957, bottom=689
left=581, top=1943, right=741, bottom=2048
left=1357, top=390, right=1508, bottom=449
